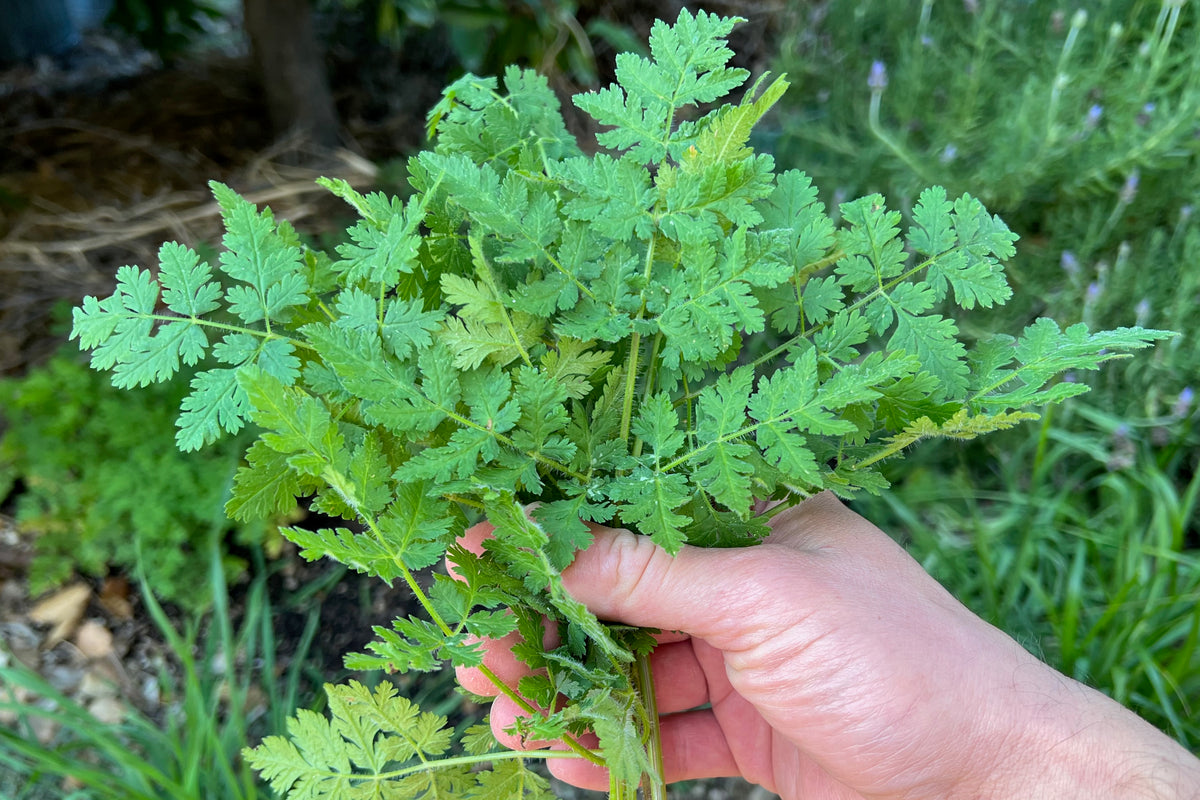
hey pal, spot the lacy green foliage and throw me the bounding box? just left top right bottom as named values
left=771, top=0, right=1199, bottom=418
left=71, top=9, right=1171, bottom=796
left=0, top=351, right=265, bottom=608
left=246, top=680, right=555, bottom=799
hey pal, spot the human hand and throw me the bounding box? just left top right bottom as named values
left=455, top=492, right=1200, bottom=799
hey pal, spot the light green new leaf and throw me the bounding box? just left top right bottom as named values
left=608, top=465, right=692, bottom=553
left=969, top=319, right=1174, bottom=411
left=227, top=439, right=308, bottom=521
left=238, top=368, right=348, bottom=481
left=177, top=367, right=247, bottom=451
left=692, top=73, right=789, bottom=164
left=693, top=367, right=755, bottom=514
left=158, top=241, right=222, bottom=317
left=539, top=338, right=611, bottom=400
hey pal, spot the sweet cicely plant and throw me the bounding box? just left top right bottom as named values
left=70, top=10, right=1171, bottom=799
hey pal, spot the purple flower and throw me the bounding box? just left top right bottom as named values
left=1120, top=169, right=1140, bottom=204
left=868, top=60, right=888, bottom=92
left=1086, top=282, right=1102, bottom=301
left=1135, top=298, right=1151, bottom=325
left=1060, top=250, right=1080, bottom=276
left=1086, top=104, right=1103, bottom=128
left=1175, top=386, right=1195, bottom=417
left=940, top=143, right=958, bottom=163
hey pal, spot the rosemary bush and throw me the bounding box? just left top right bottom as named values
left=771, top=0, right=1199, bottom=419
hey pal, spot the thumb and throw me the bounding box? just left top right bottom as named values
left=561, top=526, right=765, bottom=647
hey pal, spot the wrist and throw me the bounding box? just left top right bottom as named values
left=975, top=671, right=1200, bottom=799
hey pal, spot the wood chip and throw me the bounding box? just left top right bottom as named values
left=28, top=583, right=91, bottom=647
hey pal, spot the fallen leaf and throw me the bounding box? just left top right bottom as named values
left=77, top=669, right=119, bottom=702
left=97, top=576, right=133, bottom=620
left=87, top=696, right=126, bottom=725
left=74, top=620, right=114, bottom=659
left=28, top=583, right=91, bottom=647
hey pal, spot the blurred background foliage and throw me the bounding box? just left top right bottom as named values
left=0, top=0, right=1197, bottom=794
left=771, top=0, right=1199, bottom=418
left=0, top=348, right=270, bottom=609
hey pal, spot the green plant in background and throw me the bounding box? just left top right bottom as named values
left=107, top=0, right=232, bottom=57
left=0, top=350, right=270, bottom=609
left=771, top=0, right=1199, bottom=419
left=0, top=535, right=319, bottom=800
left=329, top=0, right=642, bottom=87
left=68, top=10, right=1171, bottom=798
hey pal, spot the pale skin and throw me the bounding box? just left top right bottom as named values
left=454, top=492, right=1200, bottom=799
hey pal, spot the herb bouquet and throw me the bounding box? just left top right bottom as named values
left=71, top=10, right=1170, bottom=799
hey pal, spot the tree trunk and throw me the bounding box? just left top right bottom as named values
left=242, top=0, right=340, bottom=148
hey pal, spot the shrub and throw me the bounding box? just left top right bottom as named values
left=770, top=0, right=1199, bottom=418
left=0, top=350, right=270, bottom=608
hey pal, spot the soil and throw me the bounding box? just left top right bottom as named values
left=0, top=7, right=782, bottom=798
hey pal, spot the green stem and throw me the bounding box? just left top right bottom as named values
left=631, top=333, right=664, bottom=459
left=621, top=237, right=658, bottom=442
left=357, top=511, right=606, bottom=767
left=867, top=91, right=932, bottom=185
left=309, top=747, right=585, bottom=786
left=133, top=312, right=316, bottom=353
left=621, top=331, right=642, bottom=443
left=636, top=650, right=668, bottom=800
